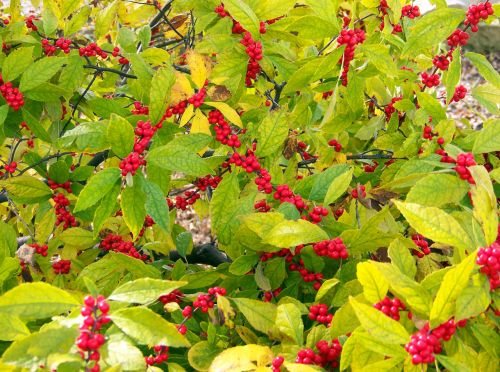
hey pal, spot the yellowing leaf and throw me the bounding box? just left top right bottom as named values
left=231, top=298, right=276, bottom=335
left=171, top=72, right=194, bottom=105
left=275, top=303, right=303, bottom=344
left=262, top=219, right=329, bottom=248
left=204, top=102, right=243, bottom=128
left=324, top=167, right=353, bottom=205
left=186, top=50, right=210, bottom=89
left=357, top=262, right=389, bottom=303
left=469, top=166, right=498, bottom=245
left=406, top=174, right=468, bottom=208
left=208, top=345, right=272, bottom=372
left=191, top=109, right=212, bottom=135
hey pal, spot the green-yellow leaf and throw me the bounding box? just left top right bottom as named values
left=275, top=303, right=303, bottom=345
left=472, top=119, right=500, bottom=154
left=231, top=298, right=277, bottom=335
left=19, top=57, right=67, bottom=91
left=469, top=166, right=498, bottom=245
left=208, top=345, right=273, bottom=372
left=0, top=314, right=30, bottom=341
left=256, top=112, right=289, bottom=158
left=74, top=168, right=121, bottom=212
left=324, top=167, right=353, bottom=205
left=59, top=227, right=97, bottom=249
left=406, top=173, right=468, bottom=207
left=357, top=262, right=389, bottom=303
left=149, top=65, right=176, bottom=124
left=221, top=0, right=260, bottom=38
left=121, top=183, right=147, bottom=239
left=0, top=175, right=52, bottom=204
left=1, top=46, right=34, bottom=82
left=465, top=52, right=500, bottom=89
left=262, top=219, right=329, bottom=248
left=107, top=114, right=135, bottom=158
left=109, top=278, right=186, bottom=304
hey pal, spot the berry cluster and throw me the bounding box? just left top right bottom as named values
left=401, top=5, right=421, bottom=19
left=374, top=296, right=406, bottom=320
left=454, top=152, right=476, bottom=184
left=170, top=190, right=200, bottom=210
left=328, top=140, right=342, bottom=154
left=240, top=32, right=263, bottom=86
left=305, top=206, right=329, bottom=224
left=76, top=295, right=110, bottom=372
left=422, top=125, right=435, bottom=140
left=159, top=289, right=184, bottom=304
left=464, top=1, right=494, bottom=32
left=194, top=175, right=222, bottom=191
left=447, top=29, right=469, bottom=48
left=145, top=345, right=169, bottom=366
left=42, top=38, right=71, bottom=56
left=364, top=162, right=378, bottom=173
left=432, top=55, right=450, bottom=71
left=0, top=75, right=24, bottom=111
left=119, top=120, right=160, bottom=176
left=296, top=339, right=342, bottom=368
left=421, top=72, right=440, bottom=88
left=208, top=110, right=241, bottom=147
left=451, top=85, right=467, bottom=103
left=273, top=185, right=307, bottom=210
left=187, top=87, right=207, bottom=108
left=48, top=178, right=72, bottom=193
left=385, top=97, right=402, bottom=121
left=308, top=304, right=333, bottom=325
left=255, top=169, right=273, bottom=194
left=436, top=148, right=455, bottom=164
left=193, top=287, right=226, bottom=312
left=322, top=90, right=333, bottom=100
left=52, top=259, right=71, bottom=274
left=351, top=185, right=366, bottom=199
left=476, top=242, right=500, bottom=290
left=53, top=193, right=78, bottom=229
left=228, top=151, right=261, bottom=172
left=29, top=243, right=48, bottom=257
left=131, top=101, right=149, bottom=115
left=312, top=238, right=348, bottom=260
left=411, top=234, right=431, bottom=257
left=289, top=260, right=323, bottom=290
left=3, top=161, right=17, bottom=174
left=25, top=15, right=38, bottom=31
left=254, top=199, right=271, bottom=212
left=271, top=356, right=284, bottom=372
left=79, top=43, right=108, bottom=59
left=99, top=234, right=148, bottom=261
left=337, top=28, right=366, bottom=86
left=263, top=288, right=282, bottom=302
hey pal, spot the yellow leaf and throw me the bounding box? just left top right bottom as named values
left=171, top=72, right=194, bottom=105
left=191, top=109, right=212, bottom=135
left=179, top=104, right=195, bottom=127
left=208, top=345, right=273, bottom=372
left=186, top=50, right=211, bottom=89
left=205, top=102, right=243, bottom=128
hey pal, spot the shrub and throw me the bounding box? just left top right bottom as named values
left=0, top=0, right=499, bottom=371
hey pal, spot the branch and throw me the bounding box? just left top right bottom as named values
left=83, top=65, right=137, bottom=79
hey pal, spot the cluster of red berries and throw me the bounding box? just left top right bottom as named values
left=451, top=85, right=467, bottom=103
left=159, top=289, right=184, bottom=304
left=20, top=121, right=35, bottom=147
left=322, top=90, right=333, bottom=100
left=112, top=46, right=128, bottom=64
left=263, top=288, right=282, bottom=302
left=328, top=139, right=342, bottom=152
left=464, top=1, right=494, bottom=32
left=401, top=4, right=421, bottom=19
left=447, top=29, right=470, bottom=48
left=53, top=193, right=78, bottom=229
left=193, top=287, right=226, bottom=313
left=240, top=32, right=263, bottom=86
left=305, top=206, right=329, bottom=224
left=52, top=259, right=71, bottom=274
left=260, top=248, right=291, bottom=262
left=228, top=151, right=262, bottom=172
left=296, top=339, right=342, bottom=368
left=165, top=100, right=188, bottom=118
left=411, top=234, right=431, bottom=257
left=131, top=101, right=149, bottom=115
left=422, top=125, right=436, bottom=140
left=364, top=161, right=378, bottom=173
left=384, top=97, right=402, bottom=121
left=170, top=190, right=201, bottom=210
left=351, top=185, right=366, bottom=199
left=194, top=175, right=222, bottom=191
left=3, top=161, right=17, bottom=173
left=42, top=38, right=71, bottom=56
left=374, top=296, right=406, bottom=320
left=308, top=304, right=333, bottom=325
left=48, top=178, right=72, bottom=193
left=454, top=152, right=476, bottom=184
left=79, top=43, right=108, bottom=58
left=273, top=185, right=307, bottom=210
left=208, top=110, right=241, bottom=147
left=29, top=243, right=48, bottom=257
left=119, top=120, right=160, bottom=176
left=337, top=28, right=366, bottom=86
left=432, top=55, right=450, bottom=71
left=0, top=75, right=24, bottom=110
left=421, top=72, right=440, bottom=88
left=436, top=148, right=455, bottom=164
left=76, top=295, right=110, bottom=372
left=312, top=238, right=348, bottom=260
left=25, top=15, right=38, bottom=31
left=99, top=234, right=148, bottom=261
left=254, top=199, right=271, bottom=212
left=145, top=345, right=169, bottom=366
left=187, top=87, right=207, bottom=108
left=255, top=169, right=273, bottom=194
left=476, top=242, right=500, bottom=290
left=289, top=260, right=324, bottom=290
left=271, top=356, right=284, bottom=372
left=137, top=215, right=155, bottom=238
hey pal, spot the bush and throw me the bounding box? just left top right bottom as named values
left=0, top=0, right=499, bottom=371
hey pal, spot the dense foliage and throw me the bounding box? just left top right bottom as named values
left=0, top=0, right=499, bottom=371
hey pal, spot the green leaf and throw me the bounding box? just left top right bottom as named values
left=0, top=282, right=79, bottom=320
left=95, top=0, right=117, bottom=39
left=330, top=302, right=360, bottom=339
left=262, top=219, right=329, bottom=248
left=19, top=57, right=67, bottom=91
left=465, top=52, right=500, bottom=89
left=64, top=6, right=91, bottom=35
left=149, top=65, right=176, bottom=124
left=276, top=303, right=304, bottom=345
left=429, top=253, right=476, bottom=328
left=435, top=355, right=472, bottom=372
left=393, top=201, right=473, bottom=259
left=324, top=167, right=353, bottom=205
left=357, top=262, right=389, bottom=303
left=74, top=168, right=121, bottom=212
left=42, top=6, right=58, bottom=35
left=22, top=108, right=52, bottom=143
left=471, top=322, right=500, bottom=359
left=59, top=54, right=85, bottom=91
left=147, top=144, right=213, bottom=177
left=0, top=313, right=30, bottom=341
left=188, top=341, right=223, bottom=371
left=232, top=298, right=277, bottom=334
left=472, top=119, right=500, bottom=154
left=0, top=221, right=17, bottom=263
left=264, top=257, right=286, bottom=290
left=229, top=254, right=259, bottom=275
left=107, top=114, right=135, bottom=158
left=387, top=238, right=417, bottom=279
left=445, top=48, right=461, bottom=102
left=361, top=44, right=398, bottom=77
left=0, top=175, right=52, bottom=204
left=283, top=15, right=338, bottom=40
left=472, top=84, right=500, bottom=115
left=104, top=333, right=146, bottom=371
left=309, top=164, right=349, bottom=201
left=110, top=307, right=190, bottom=347
left=59, top=227, right=97, bottom=249
left=142, top=180, right=170, bottom=231
left=255, top=112, right=289, bottom=158
left=406, top=173, right=468, bottom=207
left=315, top=278, right=339, bottom=303
left=255, top=261, right=272, bottom=291
left=402, top=7, right=464, bottom=57
left=416, top=92, right=446, bottom=123
left=210, top=171, right=239, bottom=235
left=48, top=160, right=70, bottom=184
left=121, top=182, right=147, bottom=239
left=349, top=297, right=410, bottom=344
left=93, top=184, right=120, bottom=237
left=1, top=46, right=34, bottom=81
left=109, top=278, right=186, bottom=304
left=282, top=47, right=344, bottom=95
left=222, top=0, right=260, bottom=38
left=455, top=275, right=491, bottom=321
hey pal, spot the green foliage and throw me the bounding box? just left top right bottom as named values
left=0, top=0, right=499, bottom=371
